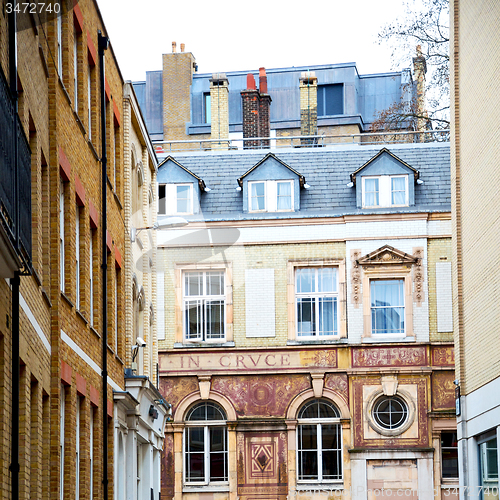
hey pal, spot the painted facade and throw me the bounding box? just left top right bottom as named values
left=156, top=143, right=456, bottom=500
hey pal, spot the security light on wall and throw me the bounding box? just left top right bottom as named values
left=130, top=216, right=188, bottom=242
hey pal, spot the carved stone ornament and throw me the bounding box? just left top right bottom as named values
left=381, top=375, right=398, bottom=396
left=198, top=375, right=212, bottom=400
left=412, top=247, right=425, bottom=305
left=356, top=245, right=419, bottom=267
left=310, top=373, right=325, bottom=398
left=351, top=249, right=362, bottom=308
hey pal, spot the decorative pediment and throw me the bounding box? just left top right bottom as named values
left=356, top=245, right=419, bottom=266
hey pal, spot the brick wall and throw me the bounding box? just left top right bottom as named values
left=451, top=0, right=500, bottom=394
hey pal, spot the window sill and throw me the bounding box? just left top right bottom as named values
left=174, top=341, right=235, bottom=349
left=60, top=291, right=74, bottom=308
left=296, top=482, right=343, bottom=491
left=288, top=338, right=348, bottom=346
left=76, top=309, right=88, bottom=325
left=183, top=484, right=229, bottom=493
left=362, top=336, right=415, bottom=343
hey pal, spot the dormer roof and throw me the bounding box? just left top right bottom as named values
left=237, top=153, right=306, bottom=188
left=158, top=156, right=206, bottom=191
left=350, top=148, right=420, bottom=185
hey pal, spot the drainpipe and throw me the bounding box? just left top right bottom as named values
left=98, top=29, right=109, bottom=500
left=8, top=3, right=19, bottom=500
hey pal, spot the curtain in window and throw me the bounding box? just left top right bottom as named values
left=251, top=182, right=265, bottom=210
left=365, top=178, right=379, bottom=206
left=371, top=280, right=404, bottom=334
left=277, top=182, right=292, bottom=210
left=391, top=177, right=406, bottom=205
left=177, top=185, right=191, bottom=213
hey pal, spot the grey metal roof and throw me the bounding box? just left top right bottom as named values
left=157, top=142, right=451, bottom=222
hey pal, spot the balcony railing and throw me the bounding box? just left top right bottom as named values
left=153, top=129, right=450, bottom=154
left=0, top=65, right=32, bottom=274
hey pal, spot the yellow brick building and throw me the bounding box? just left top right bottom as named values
left=451, top=0, right=500, bottom=497
left=0, top=2, right=166, bottom=499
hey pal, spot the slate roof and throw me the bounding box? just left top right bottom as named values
left=157, top=142, right=451, bottom=222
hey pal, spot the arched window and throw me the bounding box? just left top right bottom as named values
left=297, top=399, right=342, bottom=483
left=184, top=402, right=228, bottom=485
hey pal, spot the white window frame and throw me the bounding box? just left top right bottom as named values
left=59, top=182, right=65, bottom=293
left=75, top=206, right=81, bottom=309
left=158, top=183, right=194, bottom=215
left=369, top=279, right=405, bottom=337
left=295, top=267, right=340, bottom=339
left=89, top=407, right=94, bottom=499
left=183, top=403, right=228, bottom=486
left=248, top=179, right=294, bottom=212
left=73, top=25, right=78, bottom=108
left=60, top=385, right=65, bottom=500
left=75, top=396, right=80, bottom=500
left=362, top=175, right=408, bottom=208
left=87, top=67, right=92, bottom=141
left=296, top=399, right=343, bottom=485
left=183, top=271, right=226, bottom=343
left=479, top=435, right=499, bottom=492
left=89, top=230, right=94, bottom=325
left=361, top=267, right=414, bottom=340
left=57, top=13, right=62, bottom=77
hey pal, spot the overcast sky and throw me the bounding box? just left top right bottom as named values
left=97, top=0, right=409, bottom=82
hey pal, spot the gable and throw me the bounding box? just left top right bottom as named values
left=351, top=148, right=419, bottom=183
left=157, top=157, right=206, bottom=189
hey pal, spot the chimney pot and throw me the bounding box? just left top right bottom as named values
left=246, top=74, right=257, bottom=90
left=172, top=41, right=176, bottom=53
left=259, top=67, right=268, bottom=94
left=180, top=43, right=185, bottom=53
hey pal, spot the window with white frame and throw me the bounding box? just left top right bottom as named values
left=60, top=385, right=65, bottom=500
left=370, top=279, right=405, bottom=335
left=297, top=399, right=342, bottom=483
left=296, top=268, right=339, bottom=338
left=249, top=180, right=293, bottom=212
left=75, top=206, right=81, bottom=309
left=89, top=229, right=94, bottom=325
left=184, top=271, right=225, bottom=342
left=480, top=436, right=499, bottom=493
left=75, top=396, right=81, bottom=500
left=362, top=175, right=408, bottom=208
left=184, top=402, right=228, bottom=485
left=158, top=183, right=193, bottom=215
left=59, top=182, right=65, bottom=293
left=57, top=13, right=63, bottom=77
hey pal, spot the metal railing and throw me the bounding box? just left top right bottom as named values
left=154, top=129, right=450, bottom=154
left=0, top=65, right=32, bottom=273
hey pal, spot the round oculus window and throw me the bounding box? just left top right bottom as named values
left=372, top=395, right=408, bottom=430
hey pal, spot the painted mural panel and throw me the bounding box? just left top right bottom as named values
left=237, top=431, right=288, bottom=500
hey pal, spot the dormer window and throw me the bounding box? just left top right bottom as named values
left=362, top=175, right=408, bottom=208
left=158, top=183, right=193, bottom=215
left=249, top=180, right=293, bottom=212
left=351, top=149, right=419, bottom=210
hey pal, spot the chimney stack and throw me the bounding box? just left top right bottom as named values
left=210, top=73, right=230, bottom=150
left=241, top=68, right=272, bottom=149
left=413, top=45, right=427, bottom=135
left=172, top=41, right=176, bottom=53
left=180, top=43, right=185, bottom=53
left=299, top=71, right=318, bottom=145
left=258, top=68, right=271, bottom=147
